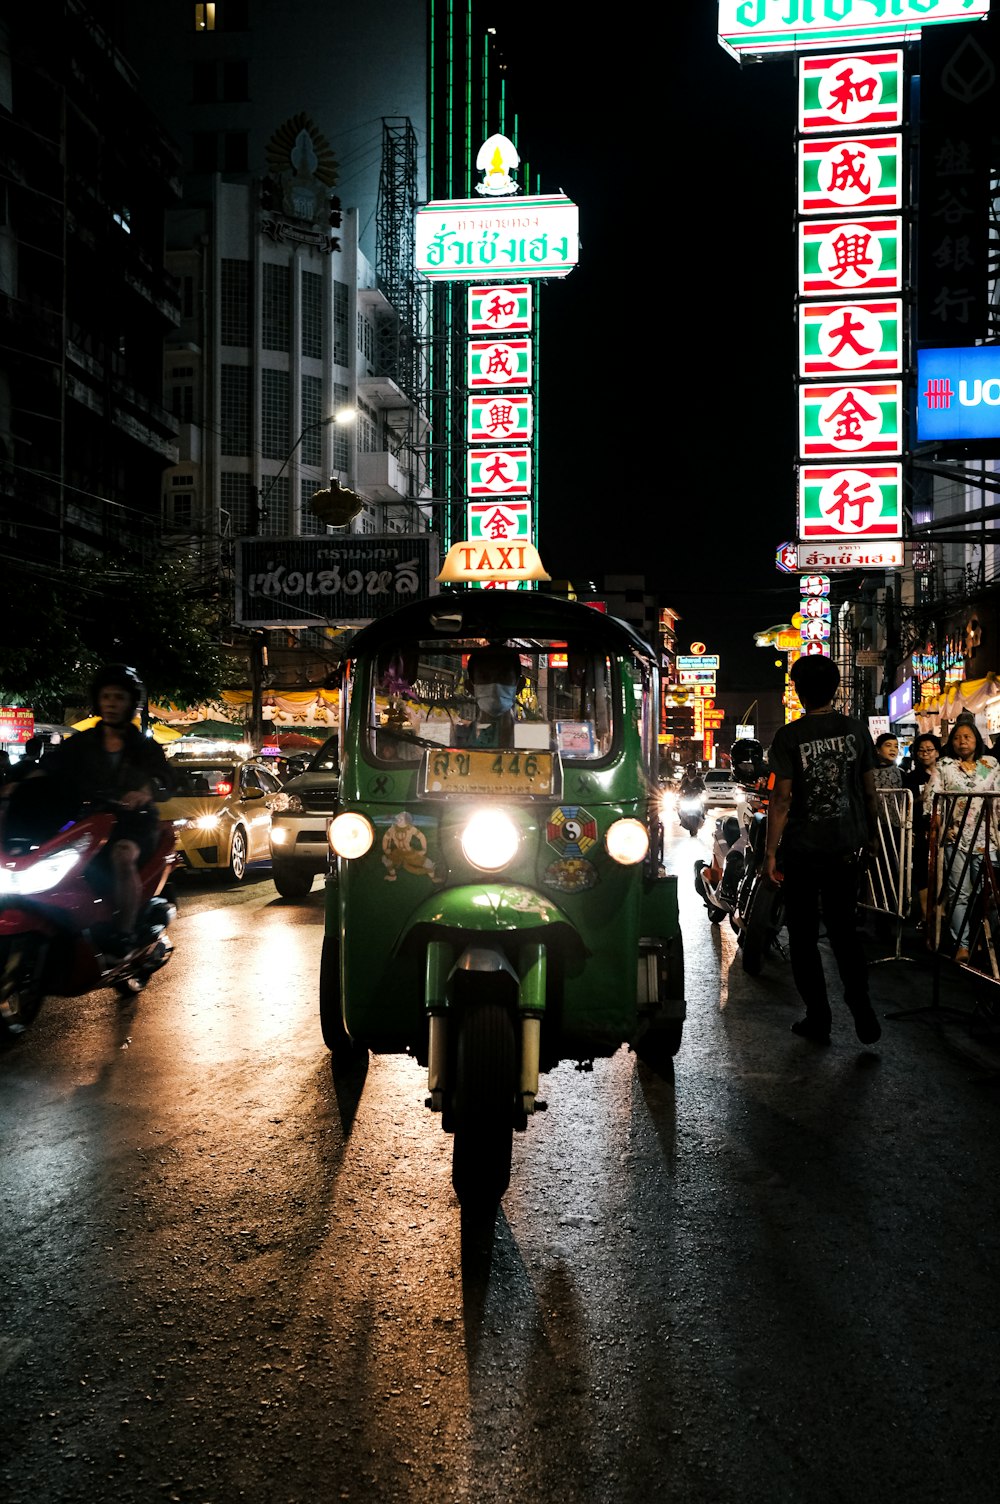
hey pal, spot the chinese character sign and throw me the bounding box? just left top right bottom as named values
left=467, top=340, right=532, bottom=388
left=799, top=217, right=902, bottom=295
left=466, top=499, right=531, bottom=541
left=798, top=135, right=902, bottom=215
left=798, top=381, right=903, bottom=457
left=799, top=299, right=902, bottom=378
left=798, top=464, right=903, bottom=540
left=798, top=51, right=903, bottom=133
left=467, top=284, right=532, bottom=333
left=467, top=394, right=533, bottom=443
left=467, top=448, right=531, bottom=496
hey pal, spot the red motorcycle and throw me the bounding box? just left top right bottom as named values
left=0, top=782, right=176, bottom=1038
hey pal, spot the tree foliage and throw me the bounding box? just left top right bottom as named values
left=0, top=557, right=228, bottom=718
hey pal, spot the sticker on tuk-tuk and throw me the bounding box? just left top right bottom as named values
left=376, top=811, right=445, bottom=884
left=422, top=749, right=555, bottom=796
left=544, top=805, right=600, bottom=893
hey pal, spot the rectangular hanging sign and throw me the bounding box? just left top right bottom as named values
left=416, top=195, right=579, bottom=281
left=916, top=344, right=1000, bottom=441
left=798, top=135, right=902, bottom=215
left=799, top=217, right=902, bottom=295
left=467, top=284, right=532, bottom=333
left=466, top=448, right=531, bottom=496
left=718, top=3, right=990, bottom=59
left=798, top=462, right=903, bottom=539
left=466, top=499, right=531, bottom=541
left=798, top=51, right=903, bottom=133
left=468, top=393, right=533, bottom=443
left=799, top=299, right=903, bottom=378
left=467, top=339, right=532, bottom=388
left=235, top=535, right=440, bottom=627
left=799, top=380, right=903, bottom=458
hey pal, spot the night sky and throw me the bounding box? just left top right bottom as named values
left=498, top=8, right=804, bottom=686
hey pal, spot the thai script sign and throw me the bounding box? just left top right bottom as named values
left=778, top=540, right=905, bottom=570
left=678, top=669, right=717, bottom=685
left=799, top=380, right=903, bottom=457
left=718, top=2, right=990, bottom=58
left=798, top=463, right=904, bottom=540
left=798, top=51, right=903, bottom=133
left=467, top=284, right=532, bottom=332
left=799, top=216, right=902, bottom=294
left=467, top=448, right=531, bottom=495
left=415, top=195, right=579, bottom=281
left=799, top=298, right=903, bottom=377
left=466, top=499, right=531, bottom=541
left=676, top=654, right=720, bottom=670
left=235, top=535, right=439, bottom=627
left=916, top=344, right=1000, bottom=440
left=467, top=340, right=531, bottom=388
left=798, top=134, right=902, bottom=215
left=0, top=707, right=34, bottom=744
left=468, top=394, right=533, bottom=443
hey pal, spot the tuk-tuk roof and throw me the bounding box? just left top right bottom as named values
left=347, top=589, right=657, bottom=666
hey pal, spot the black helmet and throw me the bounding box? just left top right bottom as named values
left=91, top=663, right=144, bottom=714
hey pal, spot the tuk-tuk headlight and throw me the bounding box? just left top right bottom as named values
left=461, top=809, right=519, bottom=871
left=605, top=818, right=649, bottom=865
left=328, top=812, right=374, bottom=860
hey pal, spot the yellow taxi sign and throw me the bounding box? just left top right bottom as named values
left=437, top=539, right=551, bottom=584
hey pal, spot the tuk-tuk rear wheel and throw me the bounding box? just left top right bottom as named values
left=451, top=1000, right=516, bottom=1211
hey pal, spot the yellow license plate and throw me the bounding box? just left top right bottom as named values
left=422, top=749, right=555, bottom=795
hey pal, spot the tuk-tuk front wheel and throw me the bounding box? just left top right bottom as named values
left=451, top=1000, right=516, bottom=1212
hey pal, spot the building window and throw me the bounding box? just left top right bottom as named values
left=223, top=132, right=249, bottom=173
left=262, top=263, right=290, bottom=352
left=300, top=477, right=329, bottom=535
left=261, top=368, right=290, bottom=460
left=357, top=397, right=379, bottom=455
left=332, top=382, right=349, bottom=471
left=220, top=365, right=249, bottom=455
left=221, top=470, right=250, bottom=535
left=169, top=379, right=195, bottom=423
left=258, top=474, right=289, bottom=535
left=194, top=3, right=216, bottom=31
left=302, top=270, right=323, bottom=360
left=333, top=281, right=348, bottom=366
left=357, top=311, right=373, bottom=362
left=221, top=259, right=249, bottom=346
left=301, top=374, right=322, bottom=465
left=192, top=61, right=216, bottom=103
left=223, top=60, right=249, bottom=102
left=192, top=131, right=216, bottom=172
left=181, top=275, right=195, bottom=319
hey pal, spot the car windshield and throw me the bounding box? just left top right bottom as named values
left=309, top=737, right=339, bottom=773
left=366, top=638, right=616, bottom=764
left=705, top=771, right=732, bottom=784
left=171, top=765, right=236, bottom=796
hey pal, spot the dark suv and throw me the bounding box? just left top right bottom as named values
left=267, top=736, right=339, bottom=898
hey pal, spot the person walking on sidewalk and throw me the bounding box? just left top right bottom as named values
left=924, top=714, right=1000, bottom=964
left=763, top=655, right=882, bottom=1046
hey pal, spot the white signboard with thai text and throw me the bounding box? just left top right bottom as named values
left=718, top=2, right=990, bottom=59
left=416, top=195, right=579, bottom=281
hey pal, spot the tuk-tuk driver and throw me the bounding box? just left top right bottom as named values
left=459, top=647, right=522, bottom=748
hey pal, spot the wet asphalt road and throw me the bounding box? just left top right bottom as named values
left=1, top=821, right=999, bottom=1504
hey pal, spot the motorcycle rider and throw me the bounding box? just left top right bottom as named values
left=679, top=762, right=706, bottom=797
left=42, top=664, right=173, bottom=958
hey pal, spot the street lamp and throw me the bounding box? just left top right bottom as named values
left=250, top=406, right=357, bottom=533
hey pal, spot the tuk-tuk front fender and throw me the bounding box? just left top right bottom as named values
left=394, top=883, right=589, bottom=962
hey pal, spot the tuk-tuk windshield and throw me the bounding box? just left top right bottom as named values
left=367, top=639, right=616, bottom=764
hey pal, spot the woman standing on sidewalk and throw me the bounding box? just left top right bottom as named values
left=903, top=733, right=940, bottom=923
left=925, top=717, right=1000, bottom=962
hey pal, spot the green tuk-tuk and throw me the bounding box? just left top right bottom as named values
left=321, top=589, right=684, bottom=1209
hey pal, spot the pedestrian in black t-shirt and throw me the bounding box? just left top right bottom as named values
left=764, top=655, right=881, bottom=1046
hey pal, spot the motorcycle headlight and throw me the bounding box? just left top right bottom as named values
left=0, top=837, right=90, bottom=896
left=328, top=812, right=374, bottom=859
left=605, top=818, right=649, bottom=866
left=461, top=809, right=519, bottom=872
left=679, top=797, right=703, bottom=814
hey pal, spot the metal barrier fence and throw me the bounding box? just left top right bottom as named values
left=926, top=790, right=1000, bottom=988
left=860, top=787, right=913, bottom=960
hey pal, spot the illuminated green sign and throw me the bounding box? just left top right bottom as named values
left=718, top=1, right=990, bottom=58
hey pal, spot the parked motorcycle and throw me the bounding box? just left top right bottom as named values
left=0, top=782, right=176, bottom=1037
left=731, top=776, right=785, bottom=976
left=677, top=792, right=706, bottom=838
left=694, top=812, right=747, bottom=924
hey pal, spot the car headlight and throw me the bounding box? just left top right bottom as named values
left=461, top=809, right=519, bottom=871
left=270, top=825, right=288, bottom=845
left=195, top=813, right=220, bottom=830
left=172, top=817, right=190, bottom=830
left=0, top=837, right=90, bottom=896
left=605, top=818, right=649, bottom=865
left=284, top=794, right=306, bottom=814
left=328, top=812, right=374, bottom=859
